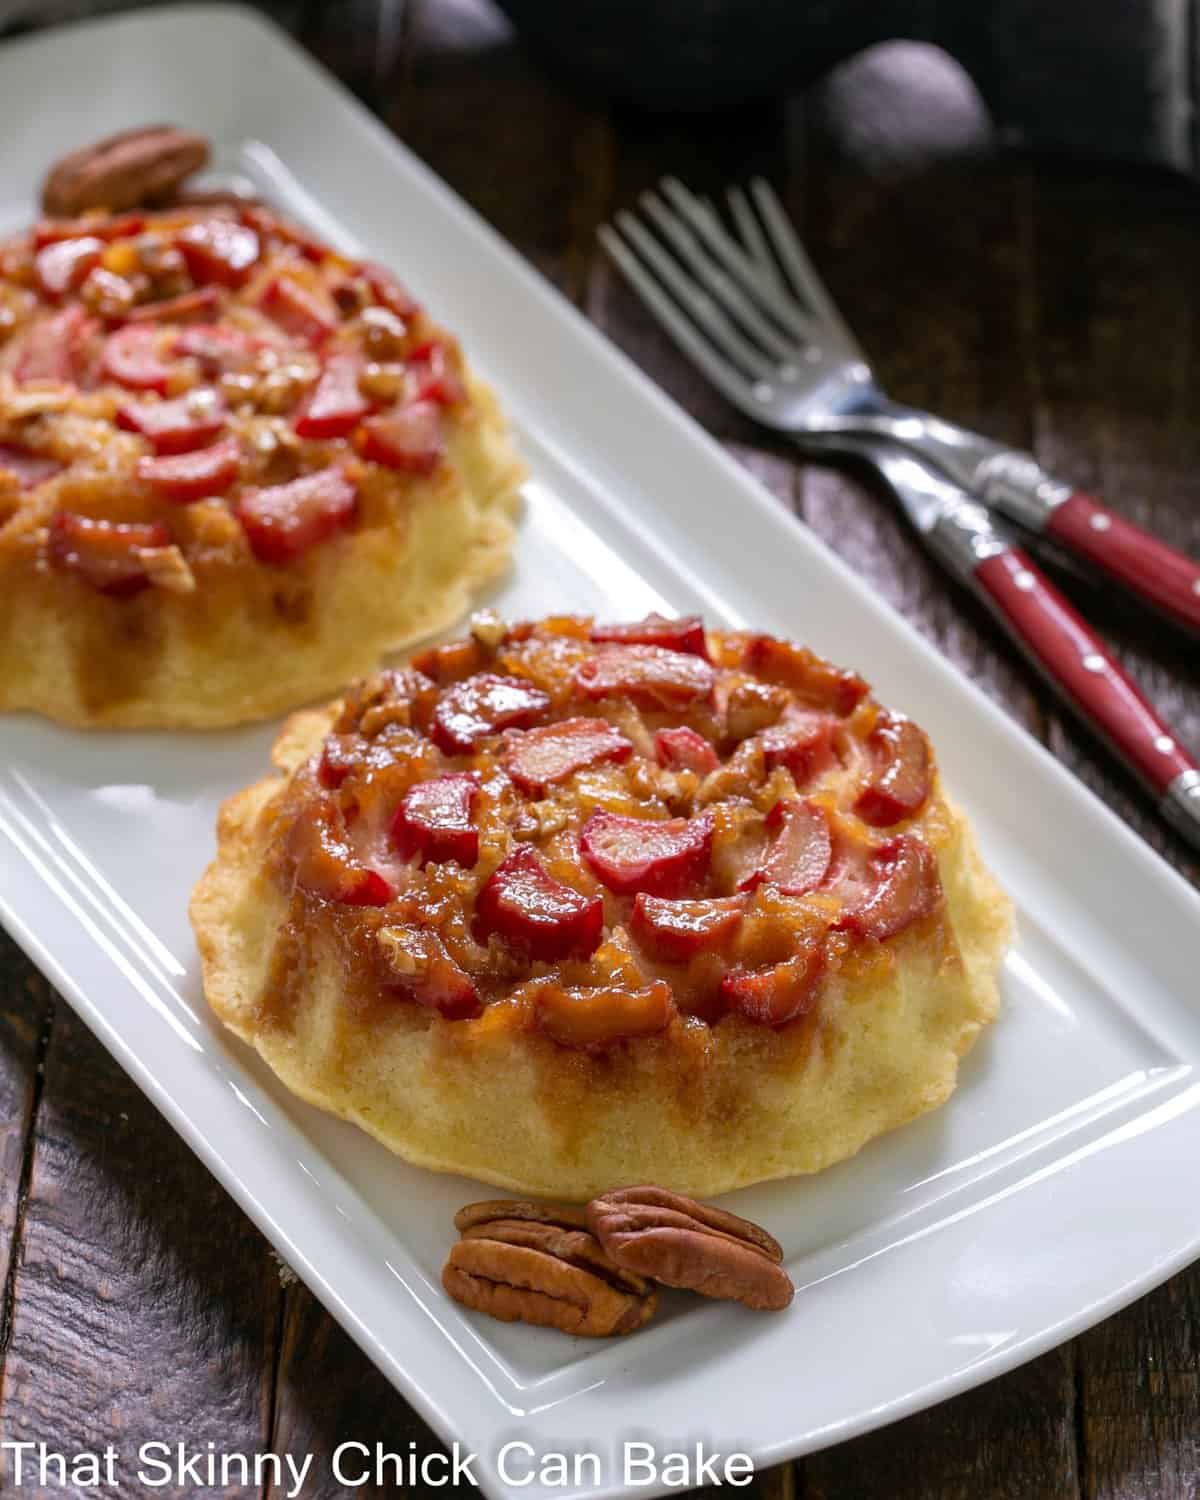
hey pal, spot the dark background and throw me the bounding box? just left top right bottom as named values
left=0, top=2, right=1198, bottom=1497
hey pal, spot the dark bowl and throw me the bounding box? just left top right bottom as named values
left=493, top=0, right=888, bottom=111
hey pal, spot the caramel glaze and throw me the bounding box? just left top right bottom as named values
left=255, top=616, right=956, bottom=1059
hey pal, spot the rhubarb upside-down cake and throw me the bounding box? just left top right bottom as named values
left=192, top=613, right=1012, bottom=1198
left=0, top=128, right=522, bottom=728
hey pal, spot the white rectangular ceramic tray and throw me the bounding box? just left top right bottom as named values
left=2, top=9, right=1199, bottom=1497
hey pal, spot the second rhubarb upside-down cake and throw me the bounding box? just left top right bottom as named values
left=192, top=613, right=1013, bottom=1199
left=0, top=128, right=522, bottom=728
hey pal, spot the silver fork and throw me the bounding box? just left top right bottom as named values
left=600, top=178, right=1200, bottom=850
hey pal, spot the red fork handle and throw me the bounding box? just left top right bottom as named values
left=974, top=548, right=1197, bottom=796
left=1044, top=491, right=1200, bottom=633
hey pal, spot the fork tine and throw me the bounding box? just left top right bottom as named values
left=613, top=211, right=777, bottom=381
left=727, top=185, right=785, bottom=294
left=748, top=177, right=863, bottom=356
left=639, top=191, right=798, bottom=362
left=659, top=176, right=817, bottom=342
left=597, top=225, right=762, bottom=407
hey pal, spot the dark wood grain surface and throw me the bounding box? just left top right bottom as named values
left=1, top=1, right=1198, bottom=1495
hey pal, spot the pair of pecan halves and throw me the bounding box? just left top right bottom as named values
left=587, top=1186, right=794, bottom=1312
left=442, top=1200, right=657, bottom=1338
left=42, top=125, right=210, bottom=217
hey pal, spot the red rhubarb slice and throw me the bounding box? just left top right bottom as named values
left=34, top=235, right=103, bottom=299
left=173, top=321, right=257, bottom=371
left=101, top=324, right=174, bottom=394
left=235, top=467, right=358, bottom=563
left=389, top=934, right=481, bottom=1020
left=127, top=287, right=222, bottom=324
left=853, top=714, right=932, bottom=826
left=116, top=392, right=227, bottom=454
left=534, top=980, right=674, bottom=1047
left=654, top=725, right=719, bottom=774
left=138, top=436, right=241, bottom=502
left=720, top=934, right=826, bottom=1026
left=575, top=644, right=715, bottom=710
left=591, top=613, right=709, bottom=659
left=0, top=445, right=63, bottom=490
left=431, top=673, right=552, bottom=754
left=406, top=342, right=464, bottom=406
left=47, top=511, right=169, bottom=597
left=294, top=353, right=370, bottom=439
left=832, top=834, right=942, bottom=942
left=260, top=276, right=337, bottom=345
left=503, top=717, right=633, bottom=795
left=739, top=799, right=833, bottom=896
left=580, top=809, right=714, bottom=898
left=742, top=634, right=868, bottom=715
left=363, top=262, right=418, bottom=320
left=392, top=772, right=481, bottom=868
left=630, top=894, right=743, bottom=962
left=15, top=306, right=97, bottom=384
left=290, top=798, right=393, bottom=906
left=759, top=707, right=839, bottom=785
left=473, top=846, right=603, bottom=961
left=358, top=401, right=443, bottom=474
left=177, top=219, right=261, bottom=287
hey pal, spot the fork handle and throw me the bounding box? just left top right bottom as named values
left=973, top=454, right=1200, bottom=633
left=1042, top=491, right=1200, bottom=632
left=968, top=548, right=1200, bottom=851
left=926, top=501, right=1200, bottom=846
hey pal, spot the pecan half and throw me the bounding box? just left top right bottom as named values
left=587, top=1185, right=794, bottom=1311
left=42, top=126, right=210, bottom=217
left=444, top=1200, right=656, bottom=1337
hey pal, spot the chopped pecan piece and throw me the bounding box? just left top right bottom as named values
left=42, top=126, right=210, bottom=216
left=587, top=1185, right=794, bottom=1311
left=444, top=1202, right=656, bottom=1337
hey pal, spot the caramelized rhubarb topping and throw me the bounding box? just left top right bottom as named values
left=654, top=725, right=719, bottom=774
left=392, top=773, right=480, bottom=868
left=575, top=644, right=715, bottom=710
left=275, top=618, right=953, bottom=1042
left=854, top=714, right=932, bottom=826
left=47, top=511, right=170, bottom=596
left=432, top=674, right=552, bottom=754
left=474, top=847, right=603, bottom=961
left=580, top=809, right=713, bottom=898
left=290, top=797, right=393, bottom=906
left=740, top=799, right=833, bottom=896
left=503, top=718, right=633, bottom=795
left=630, top=895, right=743, bottom=962
left=235, top=467, right=357, bottom=563
left=590, top=613, right=709, bottom=659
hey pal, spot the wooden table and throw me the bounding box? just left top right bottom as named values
left=2, top=3, right=1198, bottom=1494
